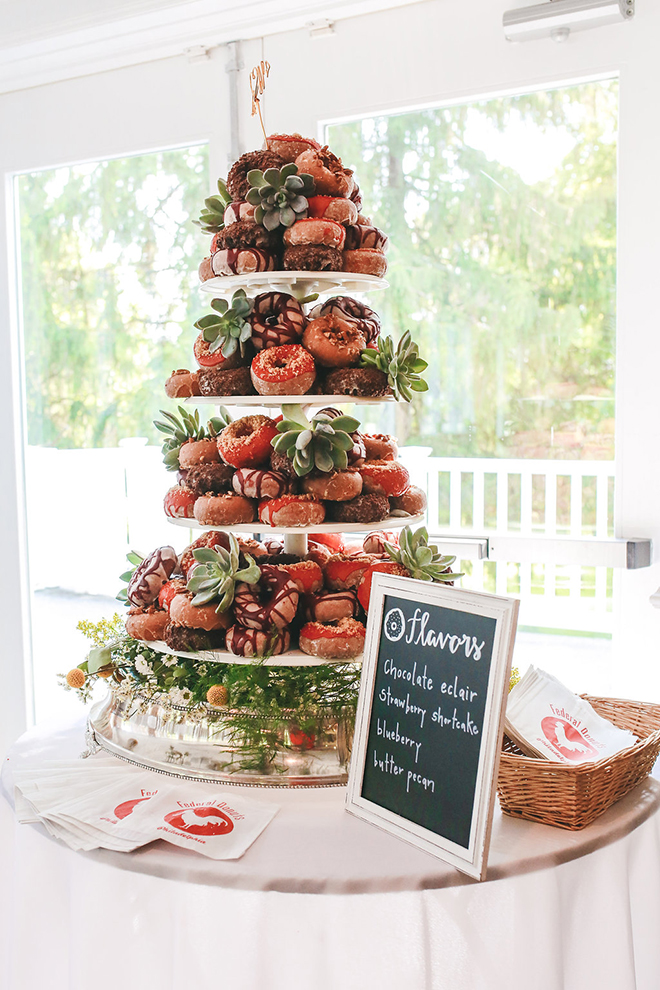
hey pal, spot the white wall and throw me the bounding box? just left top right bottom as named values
left=2, top=0, right=660, bottom=753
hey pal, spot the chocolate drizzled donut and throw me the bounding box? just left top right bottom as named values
left=233, top=565, right=299, bottom=632
left=127, top=546, right=178, bottom=607
left=310, top=296, right=381, bottom=347
left=344, top=224, right=389, bottom=252
left=232, top=468, right=293, bottom=500
left=212, top=248, right=276, bottom=276
left=225, top=625, right=291, bottom=658
left=249, top=292, right=306, bottom=351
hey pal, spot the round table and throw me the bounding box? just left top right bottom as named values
left=3, top=718, right=660, bottom=990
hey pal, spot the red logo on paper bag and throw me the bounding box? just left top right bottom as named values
left=541, top=717, right=598, bottom=762
left=163, top=806, right=234, bottom=836
left=114, top=797, right=151, bottom=820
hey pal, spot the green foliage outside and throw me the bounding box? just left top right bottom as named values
left=328, top=80, right=617, bottom=459
left=18, top=145, right=209, bottom=448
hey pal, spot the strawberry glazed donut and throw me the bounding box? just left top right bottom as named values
left=232, top=468, right=293, bottom=500
left=307, top=196, right=358, bottom=226
left=217, top=415, right=279, bottom=468
left=304, top=589, right=358, bottom=623
left=233, top=565, right=299, bottom=631
left=324, top=553, right=376, bottom=591
left=302, top=315, right=366, bottom=368
left=275, top=560, right=324, bottom=594
left=164, top=486, right=197, bottom=519
left=295, top=147, right=353, bottom=198
left=302, top=470, right=363, bottom=501
left=309, top=296, right=381, bottom=347
left=360, top=460, right=411, bottom=498
left=259, top=494, right=326, bottom=528
left=249, top=292, right=307, bottom=351
left=251, top=344, right=316, bottom=396
left=342, top=249, right=388, bottom=278
left=362, top=433, right=399, bottom=461
left=125, top=606, right=169, bottom=642
left=226, top=625, right=291, bottom=658
left=283, top=218, right=346, bottom=250
left=193, top=333, right=245, bottom=371
left=193, top=493, right=256, bottom=526
left=169, top=593, right=232, bottom=631
left=299, top=617, right=366, bottom=660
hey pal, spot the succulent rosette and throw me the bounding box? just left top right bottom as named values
left=154, top=405, right=232, bottom=471
left=193, top=178, right=232, bottom=235
left=360, top=331, right=428, bottom=401
left=247, top=164, right=316, bottom=230
left=187, top=534, right=261, bottom=613
left=193, top=289, right=254, bottom=360
left=271, top=404, right=359, bottom=476
left=383, top=526, right=463, bottom=583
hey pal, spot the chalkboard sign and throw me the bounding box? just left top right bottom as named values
left=346, top=573, right=519, bottom=880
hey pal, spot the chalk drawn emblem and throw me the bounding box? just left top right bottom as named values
left=383, top=607, right=406, bottom=642
left=163, top=806, right=235, bottom=836
left=541, top=717, right=598, bottom=762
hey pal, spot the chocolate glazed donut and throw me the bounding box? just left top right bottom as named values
left=226, top=625, right=291, bottom=658
left=233, top=565, right=299, bottom=631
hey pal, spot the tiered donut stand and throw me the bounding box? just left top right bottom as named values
left=88, top=271, right=424, bottom=786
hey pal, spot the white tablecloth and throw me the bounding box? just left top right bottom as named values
left=3, top=718, right=660, bottom=990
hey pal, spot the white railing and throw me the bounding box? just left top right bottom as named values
left=27, top=445, right=616, bottom=633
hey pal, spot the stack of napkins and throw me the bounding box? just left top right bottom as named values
left=11, top=756, right=278, bottom=859
left=506, top=667, right=638, bottom=764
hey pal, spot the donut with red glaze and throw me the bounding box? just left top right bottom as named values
left=179, top=532, right=231, bottom=578
left=295, top=147, right=353, bottom=198
left=193, top=334, right=245, bottom=370
left=233, top=564, right=299, bottom=631
left=251, top=344, right=316, bottom=396
left=232, top=467, right=293, bottom=500
left=299, top=617, right=366, bottom=659
left=302, top=316, right=366, bottom=369
left=125, top=606, right=169, bottom=642
left=309, top=296, right=381, bottom=347
left=193, top=493, right=256, bottom=526
left=249, top=292, right=306, bottom=351
left=324, top=553, right=376, bottom=591
left=342, top=249, right=388, bottom=277
left=164, top=486, right=197, bottom=519
left=304, top=589, right=358, bottom=623
left=302, top=470, right=362, bottom=501
left=307, top=196, right=358, bottom=226
left=217, top=415, right=279, bottom=468
left=158, top=578, right=187, bottom=611
left=259, top=494, right=325, bottom=528
left=360, top=460, right=410, bottom=498
left=226, top=625, right=291, bottom=658
left=283, top=218, right=346, bottom=250
left=275, top=560, right=323, bottom=594
left=165, top=369, right=201, bottom=398
left=357, top=561, right=409, bottom=611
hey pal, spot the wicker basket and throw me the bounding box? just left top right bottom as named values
left=497, top=695, right=660, bottom=830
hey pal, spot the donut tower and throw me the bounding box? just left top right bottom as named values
left=84, top=128, right=446, bottom=786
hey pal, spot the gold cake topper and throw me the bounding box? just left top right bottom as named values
left=250, top=60, right=270, bottom=147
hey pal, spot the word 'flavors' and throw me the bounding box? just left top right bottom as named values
left=383, top=608, right=485, bottom=660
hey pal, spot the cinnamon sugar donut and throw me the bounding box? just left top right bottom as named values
left=217, top=415, right=279, bottom=468
left=310, top=296, right=381, bottom=347
left=299, top=617, right=366, bottom=659
left=232, top=468, right=293, bottom=500
left=165, top=369, right=201, bottom=398
left=342, top=249, right=388, bottom=277
left=169, top=593, right=232, bottom=631
left=326, top=493, right=390, bottom=524
left=360, top=460, right=410, bottom=497
left=390, top=484, right=428, bottom=516
left=266, top=133, right=321, bottom=163
left=283, top=218, right=346, bottom=250
left=302, top=315, right=366, bottom=368
left=259, top=494, right=325, bottom=527
left=301, top=470, right=363, bottom=501
left=307, top=196, right=358, bottom=226
left=226, top=625, right=291, bottom=658
left=233, top=564, right=299, bottom=631
left=227, top=150, right=287, bottom=201
left=179, top=438, right=220, bottom=469
left=249, top=292, right=306, bottom=351
left=193, top=493, right=256, bottom=526
left=283, top=244, right=342, bottom=272
left=323, top=367, right=390, bottom=397
left=362, top=433, right=398, bottom=461
left=295, top=147, right=353, bottom=198
left=251, top=344, right=316, bottom=396
left=125, top=606, right=169, bottom=642
left=198, top=366, right=255, bottom=397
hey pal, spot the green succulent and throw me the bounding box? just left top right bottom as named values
left=272, top=404, right=359, bottom=477
left=360, top=331, right=429, bottom=402
left=194, top=289, right=254, bottom=359
left=187, top=535, right=261, bottom=613
left=246, top=164, right=316, bottom=231
left=384, top=526, right=463, bottom=583
left=193, top=178, right=232, bottom=235
left=154, top=406, right=232, bottom=471
left=116, top=550, right=144, bottom=602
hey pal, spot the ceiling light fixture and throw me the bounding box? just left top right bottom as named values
left=503, top=0, right=635, bottom=42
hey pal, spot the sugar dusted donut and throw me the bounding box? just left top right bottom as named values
left=233, top=564, right=299, bottom=631
left=164, top=486, right=197, bottom=519
left=363, top=433, right=398, bottom=461
left=342, top=249, right=388, bottom=277
left=310, top=296, right=381, bottom=347
left=165, top=369, right=201, bottom=398
left=345, top=224, right=389, bottom=252
left=324, top=367, right=390, bottom=397
left=326, top=493, right=390, bottom=524
left=307, top=196, right=358, bottom=226
left=283, top=218, right=346, bottom=250
left=217, top=415, right=279, bottom=468
left=390, top=484, right=428, bottom=516
left=212, top=248, right=276, bottom=277
left=232, top=468, right=293, bottom=500
left=169, top=593, right=232, bottom=631
left=302, top=470, right=362, bottom=501
left=251, top=344, right=316, bottom=396
left=193, top=493, right=256, bottom=526
left=360, top=460, right=410, bottom=498
left=178, top=437, right=221, bottom=469
left=302, top=316, right=366, bottom=368
left=127, top=546, right=178, bottom=607
left=283, top=244, right=342, bottom=272
left=266, top=133, right=321, bottom=163
left=295, top=147, right=353, bottom=198
left=299, top=617, right=366, bottom=659
left=275, top=560, right=323, bottom=594
left=226, top=625, right=291, bottom=658
left=125, top=606, right=169, bottom=642
left=249, top=292, right=306, bottom=351
left=259, top=494, right=326, bottom=528
left=198, top=367, right=255, bottom=396
left=304, top=589, right=358, bottom=623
